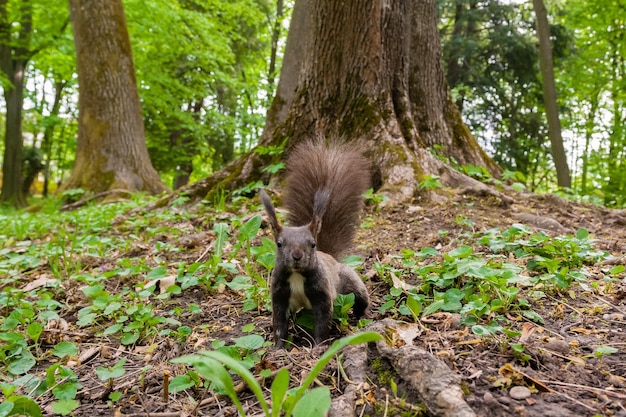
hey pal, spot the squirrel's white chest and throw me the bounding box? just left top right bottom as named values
left=288, top=273, right=312, bottom=312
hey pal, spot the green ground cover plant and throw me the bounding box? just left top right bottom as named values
left=0, top=192, right=623, bottom=416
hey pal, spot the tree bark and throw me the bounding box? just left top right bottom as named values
left=0, top=0, right=32, bottom=207
left=175, top=0, right=501, bottom=206
left=42, top=80, right=68, bottom=197
left=63, top=0, right=167, bottom=195
left=532, top=0, right=571, bottom=188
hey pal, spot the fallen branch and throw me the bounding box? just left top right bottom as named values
left=368, top=319, right=477, bottom=417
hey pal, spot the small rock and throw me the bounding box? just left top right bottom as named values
left=510, top=386, right=532, bottom=400
left=406, top=205, right=423, bottom=214
left=603, top=313, right=625, bottom=321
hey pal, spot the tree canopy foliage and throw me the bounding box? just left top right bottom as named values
left=438, top=0, right=625, bottom=205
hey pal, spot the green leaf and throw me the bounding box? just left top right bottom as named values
left=121, top=331, right=140, bottom=345
left=109, top=392, right=122, bottom=402
left=146, top=266, right=168, bottom=279
left=6, top=396, right=43, bottom=417
left=226, top=275, right=252, bottom=290
left=285, top=332, right=382, bottom=416
left=271, top=368, right=290, bottom=417
left=242, top=323, right=255, bottom=333
left=594, top=345, right=618, bottom=357
left=76, top=312, right=97, bottom=327
left=575, top=228, right=589, bottom=239
left=96, top=358, right=127, bottom=381
left=342, top=255, right=363, bottom=267
left=52, top=381, right=80, bottom=401
left=422, top=299, right=444, bottom=316
left=103, top=302, right=122, bottom=315
left=186, top=357, right=247, bottom=416
left=169, top=375, right=197, bottom=393
left=51, top=342, right=78, bottom=358
left=522, top=310, right=544, bottom=324
left=50, top=399, right=79, bottom=416
left=447, top=245, right=473, bottom=259
left=405, top=295, right=421, bottom=321
left=103, top=323, right=124, bottom=336
left=238, top=215, right=262, bottom=242
left=292, top=386, right=331, bottom=417
left=213, top=223, right=230, bottom=259
left=8, top=356, right=36, bottom=376
left=27, top=322, right=43, bottom=344
left=417, top=247, right=439, bottom=258
left=0, top=402, right=14, bottom=417
left=232, top=334, right=265, bottom=351
left=471, top=325, right=497, bottom=336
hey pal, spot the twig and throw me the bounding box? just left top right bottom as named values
left=41, top=327, right=90, bottom=337
left=592, top=294, right=626, bottom=316
left=548, top=390, right=598, bottom=412
left=537, top=379, right=626, bottom=399
left=195, top=245, right=212, bottom=263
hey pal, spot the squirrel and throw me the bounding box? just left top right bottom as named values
left=260, top=139, right=371, bottom=348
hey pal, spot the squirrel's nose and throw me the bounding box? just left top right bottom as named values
left=292, top=249, right=303, bottom=261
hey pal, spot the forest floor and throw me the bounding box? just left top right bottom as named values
left=2, top=187, right=626, bottom=417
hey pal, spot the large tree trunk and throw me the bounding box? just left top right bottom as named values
left=0, top=0, right=31, bottom=207
left=177, top=0, right=500, bottom=205
left=532, top=0, right=571, bottom=189
left=63, top=0, right=167, bottom=195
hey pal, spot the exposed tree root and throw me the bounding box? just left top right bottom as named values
left=60, top=189, right=133, bottom=211
left=370, top=319, right=477, bottom=417
left=330, top=344, right=369, bottom=416
left=331, top=319, right=476, bottom=417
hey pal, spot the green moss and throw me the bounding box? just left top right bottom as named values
left=370, top=357, right=397, bottom=387
left=337, top=95, right=383, bottom=137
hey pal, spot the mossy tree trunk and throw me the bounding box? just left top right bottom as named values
left=0, top=0, right=32, bottom=207
left=63, top=0, right=167, bottom=195
left=180, top=0, right=500, bottom=204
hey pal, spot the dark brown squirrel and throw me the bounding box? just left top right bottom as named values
left=260, top=139, right=371, bottom=348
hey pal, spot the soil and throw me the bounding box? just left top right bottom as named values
left=24, top=190, right=626, bottom=416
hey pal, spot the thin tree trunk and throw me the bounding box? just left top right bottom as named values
left=532, top=0, right=571, bottom=188
left=267, top=0, right=284, bottom=90
left=581, top=91, right=599, bottom=195
left=42, top=80, right=67, bottom=197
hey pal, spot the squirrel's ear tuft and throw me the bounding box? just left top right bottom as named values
left=309, top=215, right=323, bottom=240
left=260, top=189, right=282, bottom=237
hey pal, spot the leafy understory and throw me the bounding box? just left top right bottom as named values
left=0, top=194, right=624, bottom=416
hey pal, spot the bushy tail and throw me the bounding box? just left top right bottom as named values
left=283, top=139, right=370, bottom=259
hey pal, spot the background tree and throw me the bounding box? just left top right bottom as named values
left=0, top=0, right=69, bottom=205
left=63, top=0, right=167, bottom=195
left=561, top=0, right=625, bottom=205
left=532, top=0, right=570, bottom=188
left=438, top=0, right=571, bottom=190
left=181, top=0, right=502, bottom=204
left=0, top=0, right=32, bottom=206
left=124, top=0, right=276, bottom=189
left=26, top=26, right=76, bottom=197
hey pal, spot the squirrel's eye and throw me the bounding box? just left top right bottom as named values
left=311, top=241, right=316, bottom=249
left=277, top=239, right=283, bottom=248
